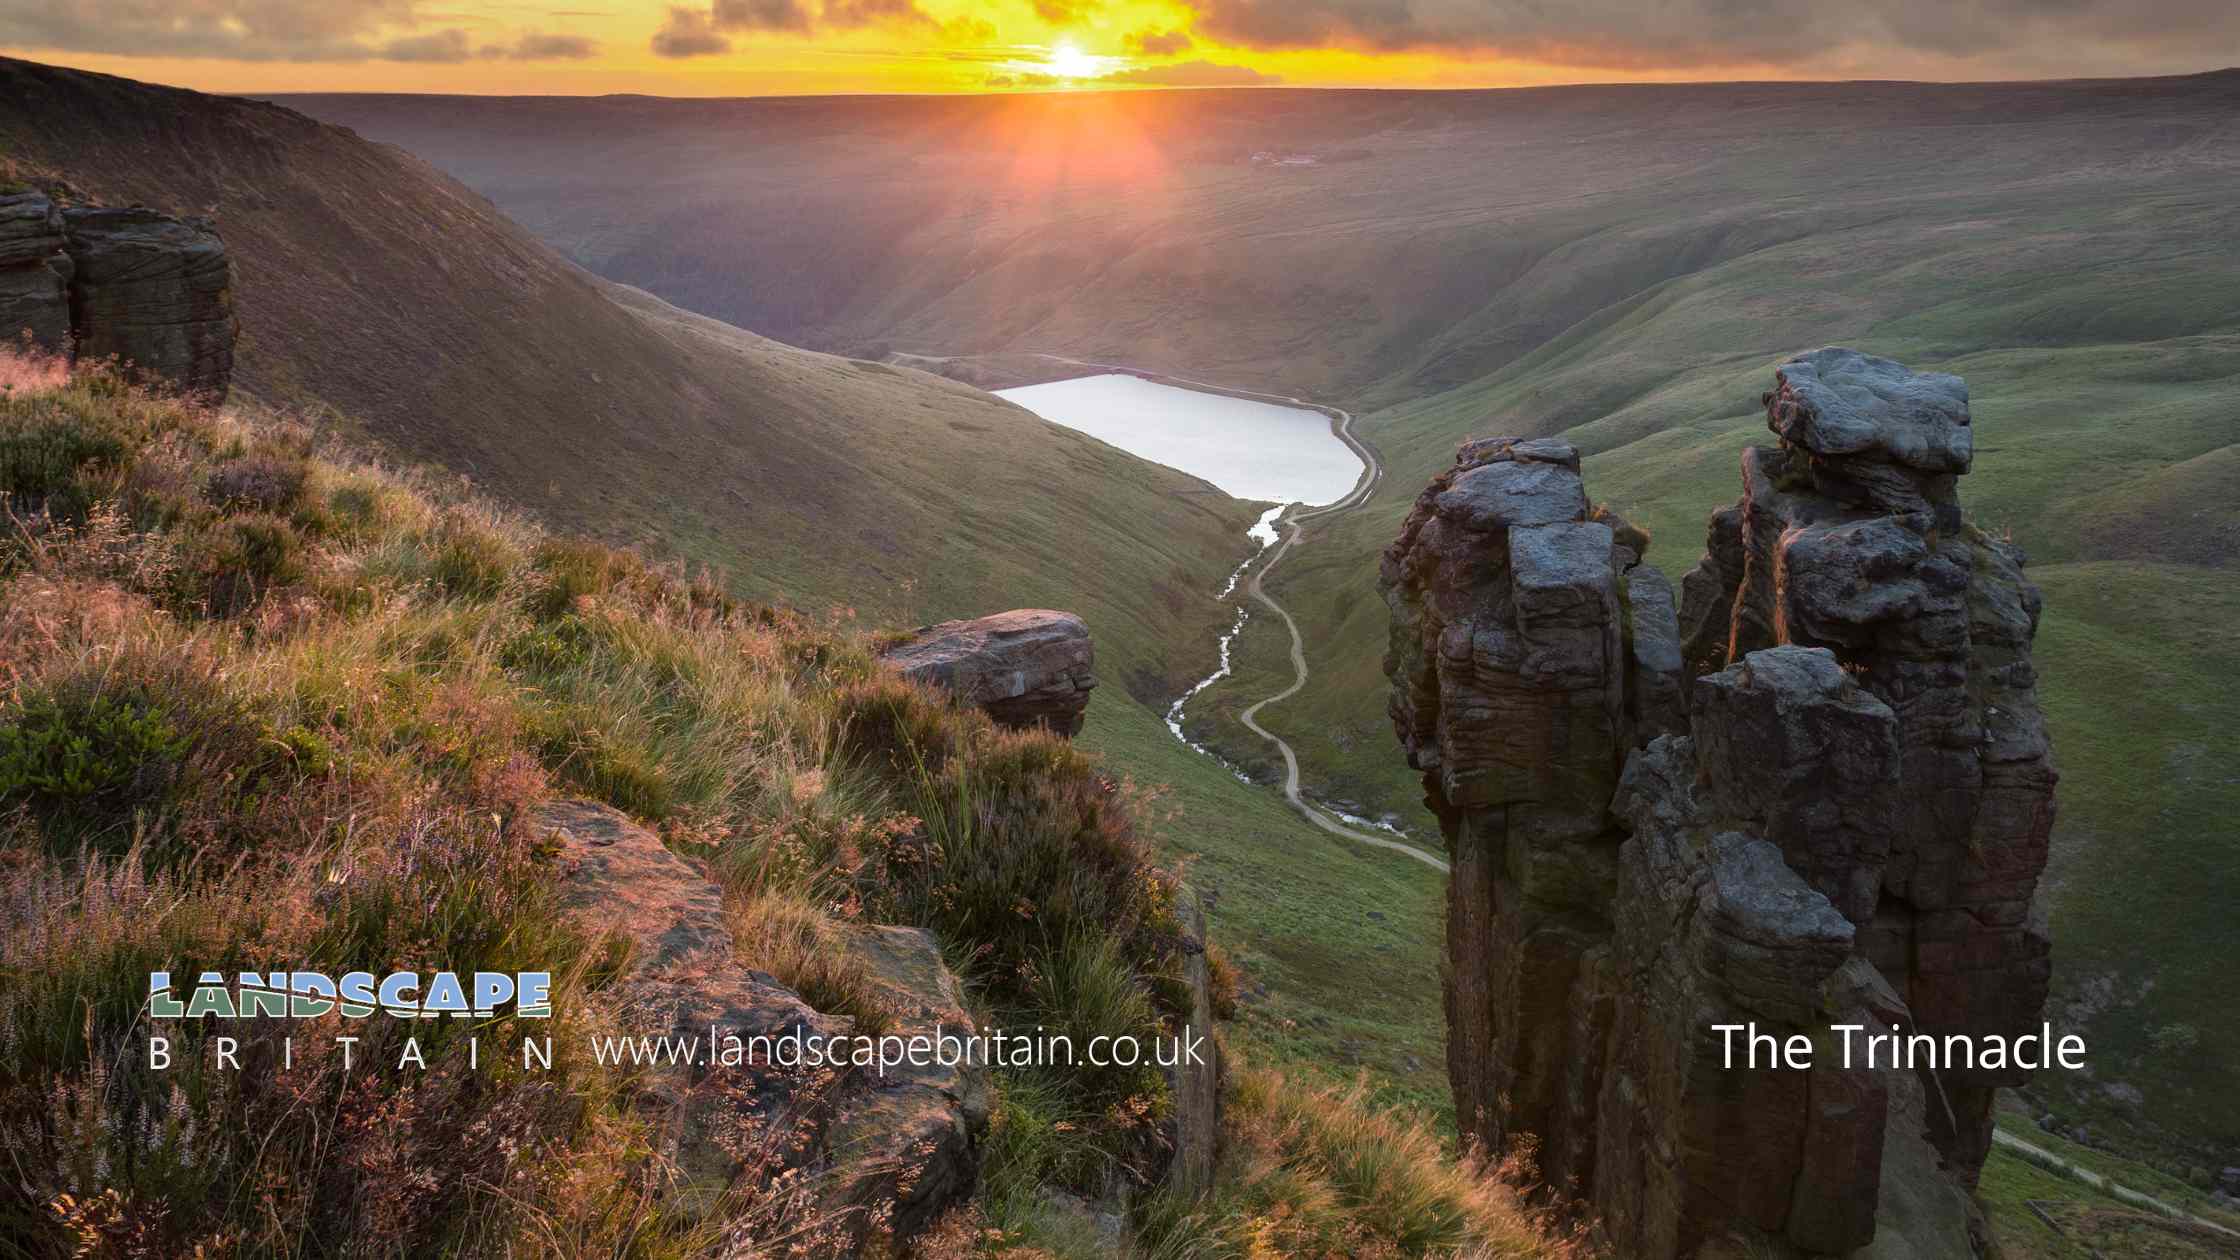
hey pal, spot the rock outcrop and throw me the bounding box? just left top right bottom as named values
left=1165, top=891, right=1222, bottom=1199
left=0, top=192, right=235, bottom=399
left=62, top=207, right=236, bottom=398
left=823, top=924, right=994, bottom=1244
left=1381, top=349, right=2055, bottom=1258
left=882, top=609, right=1097, bottom=736
left=535, top=799, right=991, bottom=1251
left=0, top=192, right=72, bottom=350
left=1380, top=434, right=1677, bottom=1179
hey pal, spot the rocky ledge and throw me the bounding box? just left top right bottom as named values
left=1381, top=349, right=2055, bottom=1258
left=533, top=799, right=991, bottom=1251
left=882, top=609, right=1097, bottom=736
left=0, top=191, right=236, bottom=398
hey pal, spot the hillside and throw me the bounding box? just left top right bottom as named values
left=2, top=55, right=1472, bottom=1149
left=0, top=357, right=1568, bottom=1258
left=288, top=74, right=2240, bottom=1167
left=0, top=57, right=1259, bottom=713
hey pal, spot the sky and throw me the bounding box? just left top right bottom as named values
left=3, top=0, right=2237, bottom=96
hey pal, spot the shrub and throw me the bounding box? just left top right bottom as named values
left=202, top=453, right=308, bottom=513
left=0, top=689, right=190, bottom=807
left=1137, top=1069, right=1575, bottom=1260
left=528, top=535, right=645, bottom=619
left=0, top=651, right=265, bottom=860
left=732, top=889, right=892, bottom=1034
left=191, top=512, right=305, bottom=615
left=0, top=403, right=125, bottom=521
left=428, top=513, right=525, bottom=600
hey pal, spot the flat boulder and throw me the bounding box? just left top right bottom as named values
left=882, top=608, right=1096, bottom=736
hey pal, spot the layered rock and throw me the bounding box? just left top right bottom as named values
left=1382, top=349, right=2054, bottom=1258
left=62, top=207, right=236, bottom=398
left=535, top=799, right=991, bottom=1250
left=882, top=609, right=1096, bottom=736
left=0, top=192, right=235, bottom=398
left=1380, top=435, right=1679, bottom=1156
left=823, top=924, right=995, bottom=1245
left=0, top=191, right=72, bottom=349
left=1679, top=348, right=2058, bottom=1181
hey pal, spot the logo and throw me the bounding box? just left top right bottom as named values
left=147, top=970, right=553, bottom=1020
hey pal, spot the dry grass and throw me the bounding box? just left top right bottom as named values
left=1136, top=1069, right=1586, bottom=1260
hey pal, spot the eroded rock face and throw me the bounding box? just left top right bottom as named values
left=535, top=800, right=991, bottom=1252
left=1681, top=348, right=2057, bottom=1183
left=882, top=609, right=1096, bottom=736
left=63, top=207, right=236, bottom=398
left=1380, top=435, right=1679, bottom=1154
left=0, top=194, right=235, bottom=399
left=0, top=192, right=72, bottom=349
left=824, top=924, right=994, bottom=1245
left=1383, top=349, right=2053, bottom=1259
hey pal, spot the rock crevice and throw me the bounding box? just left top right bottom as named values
left=1383, top=349, right=2055, bottom=1258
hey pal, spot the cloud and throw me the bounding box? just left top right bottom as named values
left=650, top=4, right=731, bottom=55
left=984, top=72, right=1015, bottom=86
left=711, top=0, right=811, bottom=32
left=0, top=0, right=443, bottom=62
left=823, top=0, right=938, bottom=28
left=1185, top=0, right=2240, bottom=75
left=1102, top=58, right=1280, bottom=86
left=1125, top=27, right=1193, bottom=56
left=484, top=30, right=600, bottom=59
left=1029, top=0, right=1099, bottom=23
left=379, top=27, right=474, bottom=61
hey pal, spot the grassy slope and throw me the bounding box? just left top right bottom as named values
left=0, top=366, right=1561, bottom=1259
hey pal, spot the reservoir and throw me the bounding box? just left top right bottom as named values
left=997, top=373, right=1362, bottom=506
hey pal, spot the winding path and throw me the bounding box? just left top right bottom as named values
left=1005, top=354, right=1450, bottom=874
left=1990, top=1128, right=2240, bottom=1240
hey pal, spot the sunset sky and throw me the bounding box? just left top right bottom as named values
left=4, top=0, right=2238, bottom=96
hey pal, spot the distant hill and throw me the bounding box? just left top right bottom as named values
left=284, top=74, right=2240, bottom=1165
left=0, top=57, right=1258, bottom=707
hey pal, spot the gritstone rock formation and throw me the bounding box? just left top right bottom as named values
left=1381, top=349, right=2055, bottom=1258
left=882, top=609, right=1097, bottom=736
left=0, top=192, right=72, bottom=350
left=0, top=192, right=236, bottom=399
left=536, top=799, right=991, bottom=1250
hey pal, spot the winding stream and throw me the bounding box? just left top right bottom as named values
left=997, top=362, right=1449, bottom=872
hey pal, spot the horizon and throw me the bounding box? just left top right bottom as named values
left=6, top=0, right=2239, bottom=98
left=15, top=53, right=2240, bottom=105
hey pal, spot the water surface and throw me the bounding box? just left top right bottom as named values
left=997, top=374, right=1360, bottom=506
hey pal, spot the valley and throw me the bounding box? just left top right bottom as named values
left=4, top=48, right=2234, bottom=1253
left=288, top=75, right=2240, bottom=1169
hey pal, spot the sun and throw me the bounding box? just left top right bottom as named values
left=1044, top=41, right=1100, bottom=79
